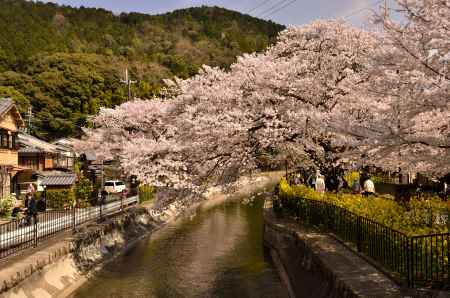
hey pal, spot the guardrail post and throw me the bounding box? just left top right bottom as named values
left=72, top=207, right=76, bottom=231
left=407, top=237, right=413, bottom=287
left=137, top=187, right=140, bottom=204
left=302, top=198, right=308, bottom=225
left=326, top=204, right=332, bottom=230
left=356, top=216, right=362, bottom=252
left=33, top=217, right=38, bottom=247
left=99, top=200, right=103, bottom=221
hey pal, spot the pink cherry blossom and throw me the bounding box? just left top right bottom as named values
left=328, top=0, right=449, bottom=175
left=76, top=21, right=378, bottom=190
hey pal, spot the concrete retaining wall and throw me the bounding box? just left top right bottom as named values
left=263, top=203, right=403, bottom=298
left=0, top=207, right=157, bottom=298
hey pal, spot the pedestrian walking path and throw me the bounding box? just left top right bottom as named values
left=0, top=196, right=138, bottom=258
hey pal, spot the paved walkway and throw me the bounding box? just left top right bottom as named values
left=264, top=207, right=404, bottom=297
left=0, top=197, right=138, bottom=257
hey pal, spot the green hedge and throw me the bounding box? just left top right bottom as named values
left=46, top=189, right=75, bottom=209
left=0, top=195, right=14, bottom=217
left=139, top=185, right=155, bottom=203
left=278, top=178, right=449, bottom=236
left=74, top=176, right=94, bottom=207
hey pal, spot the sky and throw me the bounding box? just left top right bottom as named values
left=42, top=0, right=399, bottom=28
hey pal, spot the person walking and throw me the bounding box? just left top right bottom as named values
left=27, top=195, right=38, bottom=225
left=101, top=189, right=108, bottom=205
left=315, top=174, right=326, bottom=193
left=339, top=175, right=348, bottom=191
left=363, top=177, right=375, bottom=197
left=27, top=183, right=36, bottom=195
left=37, top=197, right=46, bottom=212
left=24, top=193, right=30, bottom=209
left=307, top=172, right=316, bottom=188
left=442, top=182, right=448, bottom=200
left=351, top=180, right=362, bottom=194
left=11, top=199, right=23, bottom=219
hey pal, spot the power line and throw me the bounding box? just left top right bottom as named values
left=257, top=0, right=292, bottom=18
left=246, top=0, right=272, bottom=14
left=342, top=0, right=383, bottom=20
left=254, top=0, right=384, bottom=23
left=261, top=0, right=299, bottom=19
left=255, top=0, right=384, bottom=25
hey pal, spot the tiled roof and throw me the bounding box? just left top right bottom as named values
left=52, top=138, right=77, bottom=154
left=52, top=138, right=76, bottom=148
left=0, top=98, right=24, bottom=127
left=18, top=132, right=59, bottom=154
left=18, top=147, right=45, bottom=154
left=40, top=172, right=77, bottom=186
left=0, top=98, right=14, bottom=117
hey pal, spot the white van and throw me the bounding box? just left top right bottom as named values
left=104, top=180, right=126, bottom=193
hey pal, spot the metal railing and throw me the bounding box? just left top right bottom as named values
left=0, top=196, right=138, bottom=260
left=279, top=196, right=450, bottom=289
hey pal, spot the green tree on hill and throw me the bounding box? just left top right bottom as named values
left=0, top=0, right=284, bottom=140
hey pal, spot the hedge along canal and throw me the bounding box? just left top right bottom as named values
left=72, top=192, right=289, bottom=298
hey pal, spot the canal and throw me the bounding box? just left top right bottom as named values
left=73, top=194, right=289, bottom=298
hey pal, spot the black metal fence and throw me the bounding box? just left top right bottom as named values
left=0, top=196, right=138, bottom=260
left=278, top=196, right=450, bottom=289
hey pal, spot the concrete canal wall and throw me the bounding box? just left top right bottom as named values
left=0, top=207, right=157, bottom=298
left=263, top=202, right=404, bottom=298
left=263, top=202, right=450, bottom=298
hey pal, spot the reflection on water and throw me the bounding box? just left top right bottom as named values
left=73, top=197, right=289, bottom=298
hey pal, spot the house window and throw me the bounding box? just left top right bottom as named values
left=0, top=132, right=7, bottom=148
left=0, top=131, right=17, bottom=149
left=19, top=156, right=39, bottom=170
left=12, top=133, right=17, bottom=150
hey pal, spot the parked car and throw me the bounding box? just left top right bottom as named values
left=104, top=180, right=126, bottom=193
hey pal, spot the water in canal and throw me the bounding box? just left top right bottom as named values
left=73, top=195, right=288, bottom=298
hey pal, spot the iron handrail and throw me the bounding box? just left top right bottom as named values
left=279, top=195, right=450, bottom=289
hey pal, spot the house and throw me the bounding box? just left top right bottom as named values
left=17, top=133, right=75, bottom=171
left=0, top=98, right=24, bottom=199
left=35, top=171, right=77, bottom=191
left=14, top=133, right=77, bottom=193
left=52, top=138, right=78, bottom=168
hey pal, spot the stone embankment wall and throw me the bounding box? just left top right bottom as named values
left=0, top=207, right=157, bottom=298
left=263, top=203, right=404, bottom=298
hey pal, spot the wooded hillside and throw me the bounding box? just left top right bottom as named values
left=0, top=0, right=284, bottom=139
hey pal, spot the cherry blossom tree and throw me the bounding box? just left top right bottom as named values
left=76, top=20, right=378, bottom=192
left=327, top=0, right=450, bottom=176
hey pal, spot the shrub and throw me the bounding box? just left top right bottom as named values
left=74, top=176, right=94, bottom=207
left=46, top=189, right=75, bottom=209
left=343, top=171, right=360, bottom=187
left=278, top=178, right=449, bottom=236
left=139, top=185, right=155, bottom=203
left=0, top=195, right=15, bottom=217
left=33, top=191, right=42, bottom=200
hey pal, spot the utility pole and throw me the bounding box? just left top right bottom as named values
left=101, top=160, right=104, bottom=190
left=26, top=106, right=33, bottom=133
left=384, top=0, right=389, bottom=19
left=120, top=68, right=137, bottom=101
